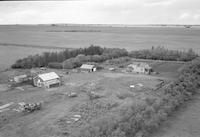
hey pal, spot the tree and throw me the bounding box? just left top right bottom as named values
left=111, top=128, right=126, bottom=137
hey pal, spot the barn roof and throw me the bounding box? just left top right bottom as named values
left=38, top=72, right=60, bottom=81
left=80, top=64, right=95, bottom=70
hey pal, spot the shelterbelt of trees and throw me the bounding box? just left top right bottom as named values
left=129, top=46, right=198, bottom=61
left=73, top=57, right=200, bottom=137
left=11, top=45, right=128, bottom=69
left=11, top=45, right=198, bottom=69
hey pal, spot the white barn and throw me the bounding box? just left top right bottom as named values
left=33, top=72, right=61, bottom=88
left=80, top=64, right=97, bottom=72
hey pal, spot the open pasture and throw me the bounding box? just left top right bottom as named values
left=0, top=25, right=200, bottom=52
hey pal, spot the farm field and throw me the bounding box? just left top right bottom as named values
left=0, top=25, right=200, bottom=70
left=0, top=46, right=63, bottom=71
left=0, top=24, right=199, bottom=137
left=0, top=25, right=200, bottom=52
left=0, top=61, right=182, bottom=137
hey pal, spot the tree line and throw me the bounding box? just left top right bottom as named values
left=11, top=45, right=104, bottom=68
left=11, top=45, right=198, bottom=69
left=129, top=46, right=198, bottom=61
left=11, top=45, right=128, bottom=69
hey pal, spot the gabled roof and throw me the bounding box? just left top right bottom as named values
left=38, top=72, right=60, bottom=81
left=128, top=62, right=151, bottom=69
left=80, top=64, right=95, bottom=70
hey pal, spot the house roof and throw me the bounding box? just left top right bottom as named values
left=38, top=72, right=60, bottom=81
left=80, top=64, right=95, bottom=70
left=128, top=62, right=151, bottom=69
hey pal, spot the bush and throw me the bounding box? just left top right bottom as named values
left=90, top=55, right=104, bottom=62
left=116, top=92, right=133, bottom=100
left=48, top=62, right=63, bottom=69
left=63, top=57, right=82, bottom=69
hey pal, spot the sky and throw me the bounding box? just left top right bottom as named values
left=0, top=0, right=200, bottom=25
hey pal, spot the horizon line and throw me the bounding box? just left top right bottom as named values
left=0, top=23, right=200, bottom=26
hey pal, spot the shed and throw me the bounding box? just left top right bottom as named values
left=80, top=64, right=96, bottom=72
left=33, top=72, right=61, bottom=88
left=13, top=74, right=28, bottom=83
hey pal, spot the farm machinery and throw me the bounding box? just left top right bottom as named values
left=18, top=102, right=42, bottom=113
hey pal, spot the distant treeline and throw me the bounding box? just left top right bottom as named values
left=11, top=45, right=198, bottom=69
left=46, top=30, right=101, bottom=32
left=74, top=57, right=200, bottom=137
left=129, top=46, right=198, bottom=61
left=11, top=45, right=128, bottom=69
left=0, top=42, right=67, bottom=50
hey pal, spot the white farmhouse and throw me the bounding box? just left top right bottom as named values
left=127, top=62, right=152, bottom=74
left=33, top=72, right=61, bottom=88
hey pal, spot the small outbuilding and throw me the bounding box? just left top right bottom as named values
left=127, top=62, right=152, bottom=74
left=12, top=74, right=29, bottom=83
left=33, top=72, right=61, bottom=88
left=80, top=64, right=97, bottom=72
left=108, top=68, right=116, bottom=71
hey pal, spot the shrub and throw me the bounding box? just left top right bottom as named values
left=63, top=57, right=82, bottom=69
left=48, top=62, right=63, bottom=69
left=116, top=92, right=133, bottom=100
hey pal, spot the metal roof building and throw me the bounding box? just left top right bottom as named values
left=38, top=72, right=60, bottom=81
left=33, top=72, right=61, bottom=88
left=80, top=64, right=96, bottom=72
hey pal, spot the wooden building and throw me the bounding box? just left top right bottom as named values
left=33, top=72, right=61, bottom=88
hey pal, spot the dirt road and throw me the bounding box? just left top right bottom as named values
left=152, top=92, right=200, bottom=137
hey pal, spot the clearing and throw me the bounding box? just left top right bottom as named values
left=0, top=60, right=184, bottom=137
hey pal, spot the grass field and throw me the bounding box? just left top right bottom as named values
left=0, top=46, right=63, bottom=70
left=0, top=25, right=199, bottom=70
left=0, top=25, right=200, bottom=52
